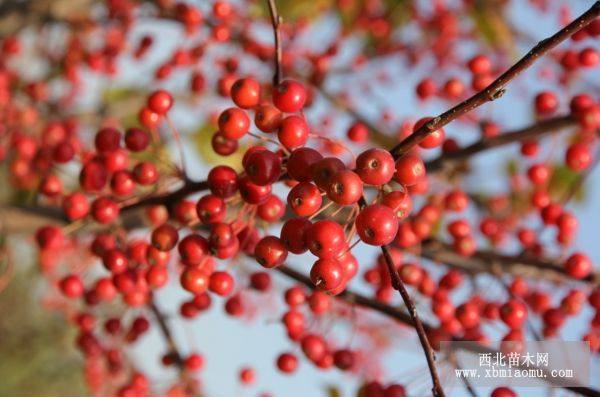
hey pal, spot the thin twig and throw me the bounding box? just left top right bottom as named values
left=149, top=299, right=184, bottom=367
left=389, top=2, right=600, bottom=159
left=425, top=115, right=577, bottom=172
left=420, top=238, right=600, bottom=285
left=266, top=0, right=283, bottom=86
left=380, top=243, right=446, bottom=397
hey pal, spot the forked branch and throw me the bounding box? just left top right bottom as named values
left=389, top=1, right=600, bottom=159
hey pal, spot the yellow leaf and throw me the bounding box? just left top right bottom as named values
left=192, top=124, right=245, bottom=170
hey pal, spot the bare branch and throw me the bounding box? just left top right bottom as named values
left=389, top=2, right=600, bottom=159
left=379, top=244, right=446, bottom=397
left=266, top=0, right=283, bottom=86
left=425, top=115, right=577, bottom=172
left=420, top=238, right=600, bottom=285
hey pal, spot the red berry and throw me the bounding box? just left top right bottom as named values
left=305, top=220, right=347, bottom=259
left=133, top=162, right=158, bottom=185
left=490, top=387, right=516, bottom=397
left=184, top=353, right=204, bottom=371
left=311, top=157, right=345, bottom=190
left=209, top=271, right=234, bottom=296
left=527, top=163, right=550, bottom=185
left=60, top=274, right=84, bottom=298
left=288, top=182, right=322, bottom=216
left=570, top=94, right=594, bottom=115
left=579, top=47, right=599, bottom=67
left=272, top=80, right=307, bottom=113
left=249, top=272, right=271, bottom=291
left=565, top=252, right=592, bottom=279
left=63, top=192, right=90, bottom=220
left=208, top=165, right=238, bottom=198
left=467, top=54, right=491, bottom=74
left=300, top=334, right=327, bottom=363
left=414, top=117, right=445, bottom=149
left=356, top=204, right=399, bottom=246
left=111, top=170, right=136, bottom=196
left=254, top=105, right=282, bottom=133
left=416, top=78, right=437, bottom=100
left=257, top=194, right=285, bottom=222
left=91, top=197, right=119, bottom=224
left=287, top=147, right=323, bottom=182
left=500, top=299, right=527, bottom=329
left=95, top=127, right=121, bottom=153
left=381, top=190, right=412, bottom=220
left=196, top=194, right=226, bottom=224
left=139, top=107, right=162, bottom=129
left=211, top=132, right=238, bottom=155
left=311, top=258, right=344, bottom=291
left=333, top=349, right=355, bottom=370
left=394, top=154, right=425, bottom=186
left=280, top=217, right=312, bottom=254
left=278, top=115, right=309, bottom=149
left=347, top=122, right=369, bottom=142
left=276, top=352, right=298, bottom=374
left=80, top=160, right=108, bottom=192
left=254, top=236, right=288, bottom=268
left=244, top=148, right=281, bottom=185
left=231, top=77, right=261, bottom=109
left=218, top=107, right=250, bottom=139
left=178, top=234, right=209, bottom=265
left=151, top=224, right=179, bottom=251
left=534, top=91, right=558, bottom=115
left=146, top=265, right=168, bottom=289
left=147, top=90, right=173, bottom=115
left=327, top=170, right=363, bottom=205
left=181, top=267, right=209, bottom=294
left=238, top=175, right=272, bottom=204
left=355, top=148, right=395, bottom=185
left=565, top=143, right=592, bottom=172
left=103, top=249, right=129, bottom=274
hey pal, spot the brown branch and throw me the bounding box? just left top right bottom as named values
left=266, top=0, right=283, bottom=86
left=425, top=115, right=577, bottom=173
left=122, top=179, right=209, bottom=212
left=149, top=299, right=184, bottom=368
left=380, top=244, right=446, bottom=397
left=389, top=2, right=600, bottom=159
left=420, top=238, right=600, bottom=285
left=356, top=194, right=446, bottom=397
left=276, top=265, right=600, bottom=397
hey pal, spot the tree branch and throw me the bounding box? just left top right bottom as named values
left=389, top=2, right=600, bottom=159
left=425, top=115, right=577, bottom=173
left=266, top=0, right=283, bottom=86
left=356, top=194, right=447, bottom=397
left=420, top=238, right=600, bottom=285
left=379, top=244, right=446, bottom=397
left=149, top=299, right=184, bottom=368
left=276, top=264, right=600, bottom=397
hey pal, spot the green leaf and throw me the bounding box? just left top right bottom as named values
left=548, top=164, right=586, bottom=203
